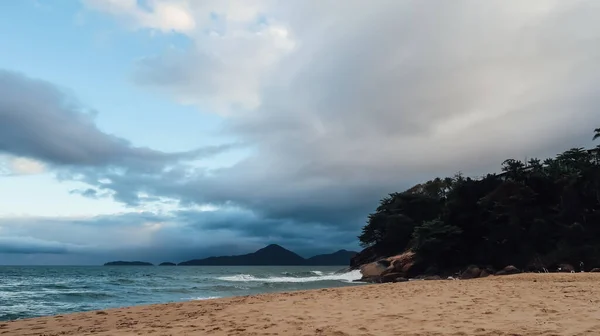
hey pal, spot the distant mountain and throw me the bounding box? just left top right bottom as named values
left=104, top=261, right=153, bottom=266
left=159, top=262, right=176, bottom=266
left=179, top=244, right=307, bottom=266
left=306, top=250, right=358, bottom=266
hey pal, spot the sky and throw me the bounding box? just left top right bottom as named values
left=0, top=0, right=599, bottom=265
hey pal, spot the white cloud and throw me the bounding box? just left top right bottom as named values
left=9, top=157, right=46, bottom=175
left=83, top=0, right=195, bottom=32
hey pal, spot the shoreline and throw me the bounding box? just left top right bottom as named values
left=3, top=273, right=600, bottom=335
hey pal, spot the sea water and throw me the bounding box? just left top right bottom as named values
left=0, top=266, right=362, bottom=321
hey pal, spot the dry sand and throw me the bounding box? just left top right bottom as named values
left=2, top=273, right=600, bottom=336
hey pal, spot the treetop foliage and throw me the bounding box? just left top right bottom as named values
left=359, top=129, right=600, bottom=271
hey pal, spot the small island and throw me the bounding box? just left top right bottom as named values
left=158, top=262, right=176, bottom=266
left=103, top=261, right=154, bottom=266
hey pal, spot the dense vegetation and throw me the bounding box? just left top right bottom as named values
left=359, top=129, right=600, bottom=273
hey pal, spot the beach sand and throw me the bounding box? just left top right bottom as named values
left=2, top=273, right=600, bottom=336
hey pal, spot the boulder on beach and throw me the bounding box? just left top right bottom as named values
left=460, top=265, right=481, bottom=280
left=360, top=261, right=388, bottom=278
left=590, top=268, right=600, bottom=272
left=495, top=265, right=520, bottom=276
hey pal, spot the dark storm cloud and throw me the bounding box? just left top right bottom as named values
left=0, top=70, right=236, bottom=169
left=0, top=237, right=80, bottom=255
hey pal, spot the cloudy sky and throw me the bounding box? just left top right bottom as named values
left=1, top=0, right=599, bottom=265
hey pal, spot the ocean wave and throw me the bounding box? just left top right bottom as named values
left=0, top=312, right=27, bottom=322
left=49, top=292, right=116, bottom=300
left=107, top=278, right=136, bottom=285
left=217, top=270, right=361, bottom=283
left=280, top=270, right=325, bottom=277
left=186, top=296, right=221, bottom=301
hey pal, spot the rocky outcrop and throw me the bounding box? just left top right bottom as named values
left=590, top=268, right=600, bottom=272
left=388, top=251, right=416, bottom=274
left=381, top=272, right=407, bottom=283
left=413, top=275, right=442, bottom=281
left=495, top=265, right=521, bottom=276
left=358, top=250, right=417, bottom=282
left=358, top=260, right=390, bottom=282
left=460, top=265, right=481, bottom=280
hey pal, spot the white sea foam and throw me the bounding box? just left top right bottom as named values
left=187, top=296, right=221, bottom=301
left=217, top=270, right=362, bottom=283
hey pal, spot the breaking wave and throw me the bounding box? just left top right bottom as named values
left=186, top=296, right=221, bottom=301
left=217, top=270, right=361, bottom=283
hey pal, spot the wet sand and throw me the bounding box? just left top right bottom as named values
left=2, top=273, right=600, bottom=336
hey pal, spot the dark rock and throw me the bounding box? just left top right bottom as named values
left=376, top=259, right=392, bottom=268
left=388, top=251, right=417, bottom=275
left=381, top=272, right=405, bottom=283
left=483, top=266, right=496, bottom=275
left=357, top=276, right=381, bottom=283
left=479, top=270, right=491, bottom=278
left=359, top=261, right=388, bottom=279
left=590, top=268, right=600, bottom=272
left=460, top=265, right=481, bottom=280
left=495, top=265, right=521, bottom=276
left=413, top=274, right=442, bottom=281
left=557, top=263, right=575, bottom=273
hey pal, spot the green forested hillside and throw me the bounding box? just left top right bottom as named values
left=358, top=129, right=600, bottom=273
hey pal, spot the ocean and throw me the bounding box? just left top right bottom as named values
left=0, top=265, right=362, bottom=321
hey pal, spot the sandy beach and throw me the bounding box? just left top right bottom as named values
left=2, top=273, right=600, bottom=336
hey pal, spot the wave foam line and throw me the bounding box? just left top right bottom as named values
left=217, top=270, right=362, bottom=283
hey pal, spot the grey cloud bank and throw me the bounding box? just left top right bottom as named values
left=0, top=70, right=236, bottom=169
left=2, top=0, right=600, bottom=264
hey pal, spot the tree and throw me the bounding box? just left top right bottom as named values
left=358, top=136, right=600, bottom=273
left=412, top=219, right=462, bottom=267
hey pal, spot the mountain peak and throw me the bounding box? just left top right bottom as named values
left=255, top=244, right=297, bottom=255
left=261, top=244, right=285, bottom=251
